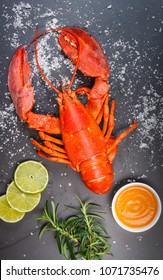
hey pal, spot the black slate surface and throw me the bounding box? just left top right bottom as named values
left=0, top=0, right=163, bottom=260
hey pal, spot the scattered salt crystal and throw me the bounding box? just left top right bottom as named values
left=107, top=5, right=112, bottom=10
left=137, top=236, right=143, bottom=241
left=125, top=244, right=131, bottom=250
left=40, top=11, right=55, bottom=18
left=137, top=174, right=147, bottom=179
left=12, top=2, right=32, bottom=29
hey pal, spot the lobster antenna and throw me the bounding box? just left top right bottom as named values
left=34, top=27, right=62, bottom=97
left=26, top=27, right=60, bottom=50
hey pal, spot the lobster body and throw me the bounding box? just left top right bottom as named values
left=8, top=26, right=137, bottom=194
left=59, top=92, right=113, bottom=193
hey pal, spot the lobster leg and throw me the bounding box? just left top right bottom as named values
left=106, top=121, right=138, bottom=163
left=32, top=138, right=75, bottom=169
left=105, top=99, right=116, bottom=139
left=101, top=95, right=110, bottom=135
left=43, top=141, right=66, bottom=154
left=107, top=120, right=138, bottom=153
left=37, top=150, right=72, bottom=166
left=39, top=131, right=63, bottom=145
left=31, top=139, right=68, bottom=159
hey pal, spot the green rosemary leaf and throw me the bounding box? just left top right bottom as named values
left=75, top=229, right=88, bottom=237
left=65, top=238, right=76, bottom=260
left=85, top=246, right=91, bottom=260
left=51, top=201, right=59, bottom=223
left=45, top=200, right=51, bottom=217
left=39, top=224, right=49, bottom=239
left=61, top=238, right=76, bottom=260
left=86, top=212, right=105, bottom=220
left=80, top=234, right=87, bottom=249
left=35, top=216, right=49, bottom=223
left=56, top=232, right=61, bottom=253
left=65, top=205, right=81, bottom=211
left=62, top=239, right=69, bottom=259
left=88, top=209, right=108, bottom=214
left=64, top=215, right=79, bottom=227
left=87, top=202, right=101, bottom=207
left=75, top=196, right=84, bottom=207
left=92, top=223, right=108, bottom=235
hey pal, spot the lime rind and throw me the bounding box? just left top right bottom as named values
left=6, top=181, right=41, bottom=212
left=0, top=160, right=48, bottom=223
left=0, top=195, right=25, bottom=223
left=14, top=160, right=49, bottom=194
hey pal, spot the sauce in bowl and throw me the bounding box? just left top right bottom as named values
left=112, top=183, right=162, bottom=232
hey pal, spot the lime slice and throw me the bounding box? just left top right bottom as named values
left=14, top=160, right=48, bottom=194
left=6, top=181, right=41, bottom=212
left=0, top=195, right=25, bottom=223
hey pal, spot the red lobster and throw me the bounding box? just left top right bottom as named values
left=8, top=27, right=137, bottom=194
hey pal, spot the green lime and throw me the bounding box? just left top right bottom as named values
left=14, top=160, right=48, bottom=194
left=0, top=195, right=25, bottom=223
left=6, top=181, right=41, bottom=212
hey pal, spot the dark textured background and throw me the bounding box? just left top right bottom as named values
left=0, top=0, right=163, bottom=260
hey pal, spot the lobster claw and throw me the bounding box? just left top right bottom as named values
left=8, top=46, right=61, bottom=134
left=58, top=27, right=110, bottom=120
left=58, top=27, right=110, bottom=79
left=8, top=46, right=35, bottom=121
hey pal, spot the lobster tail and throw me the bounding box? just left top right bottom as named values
left=80, top=154, right=114, bottom=194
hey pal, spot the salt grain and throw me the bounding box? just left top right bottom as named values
left=107, top=5, right=112, bottom=10
left=137, top=235, right=143, bottom=241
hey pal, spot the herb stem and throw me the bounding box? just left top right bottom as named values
left=46, top=215, right=79, bottom=244
left=81, top=204, right=94, bottom=258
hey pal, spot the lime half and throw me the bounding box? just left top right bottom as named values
left=6, top=181, right=41, bottom=212
left=0, top=195, right=25, bottom=223
left=14, top=160, right=49, bottom=194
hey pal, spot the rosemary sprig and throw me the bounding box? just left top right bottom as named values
left=36, top=197, right=111, bottom=260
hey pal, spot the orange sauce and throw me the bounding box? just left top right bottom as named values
left=115, top=186, right=158, bottom=228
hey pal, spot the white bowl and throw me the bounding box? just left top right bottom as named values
left=112, top=182, right=162, bottom=232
